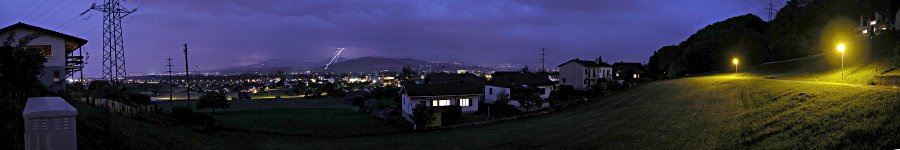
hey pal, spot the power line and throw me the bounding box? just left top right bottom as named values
left=17, top=0, right=52, bottom=21
left=34, top=0, right=79, bottom=24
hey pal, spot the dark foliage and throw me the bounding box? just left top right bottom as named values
left=197, top=92, right=230, bottom=113
left=0, top=31, right=47, bottom=149
left=411, top=103, right=435, bottom=129
left=86, top=80, right=151, bottom=106
left=171, top=106, right=216, bottom=129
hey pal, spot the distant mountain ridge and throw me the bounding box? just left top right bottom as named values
left=212, top=56, right=490, bottom=73
left=317, top=56, right=490, bottom=73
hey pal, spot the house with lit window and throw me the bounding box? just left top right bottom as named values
left=0, top=22, right=86, bottom=92
left=557, top=56, right=612, bottom=90
left=400, top=83, right=482, bottom=128
left=612, top=62, right=645, bottom=82
left=484, top=71, right=553, bottom=110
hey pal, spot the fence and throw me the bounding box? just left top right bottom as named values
left=874, top=75, right=900, bottom=86
left=78, top=97, right=156, bottom=116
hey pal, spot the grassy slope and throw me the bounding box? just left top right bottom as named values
left=67, top=49, right=900, bottom=148
left=214, top=108, right=407, bottom=137
left=242, top=75, right=900, bottom=149
left=68, top=74, right=900, bottom=149
left=743, top=44, right=900, bottom=85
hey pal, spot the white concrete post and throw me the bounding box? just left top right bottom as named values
left=23, top=97, right=78, bottom=150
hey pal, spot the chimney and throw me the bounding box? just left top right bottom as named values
left=595, top=56, right=603, bottom=64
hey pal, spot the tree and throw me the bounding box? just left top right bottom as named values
left=512, top=87, right=543, bottom=112
left=521, top=66, right=530, bottom=73
left=0, top=31, right=47, bottom=98
left=495, top=89, right=510, bottom=105
left=411, top=103, right=435, bottom=129
left=0, top=31, right=47, bottom=149
left=197, top=92, right=229, bottom=113
left=401, top=66, right=416, bottom=84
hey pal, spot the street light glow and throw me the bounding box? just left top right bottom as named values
left=837, top=43, right=845, bottom=79
left=837, top=43, right=845, bottom=53
left=732, top=58, right=739, bottom=73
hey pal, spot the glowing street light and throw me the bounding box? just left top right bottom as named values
left=837, top=43, right=846, bottom=79
left=732, top=58, right=739, bottom=73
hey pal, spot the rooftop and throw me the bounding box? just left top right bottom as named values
left=403, top=83, right=483, bottom=97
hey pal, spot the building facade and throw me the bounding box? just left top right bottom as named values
left=401, top=83, right=482, bottom=128
left=0, top=23, right=86, bottom=92
left=557, top=57, right=612, bottom=90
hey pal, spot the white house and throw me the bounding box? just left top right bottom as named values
left=558, top=57, right=612, bottom=90
left=0, top=22, right=86, bottom=91
left=484, top=72, right=553, bottom=110
left=895, top=9, right=900, bottom=30
left=401, top=83, right=482, bottom=128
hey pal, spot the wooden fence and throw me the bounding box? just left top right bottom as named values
left=78, top=97, right=156, bottom=116
left=874, top=75, right=900, bottom=86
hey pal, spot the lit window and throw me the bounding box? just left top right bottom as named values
left=459, top=99, right=470, bottom=106
left=432, top=100, right=450, bottom=106
left=53, top=71, right=60, bottom=82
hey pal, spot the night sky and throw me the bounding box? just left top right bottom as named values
left=0, top=0, right=784, bottom=76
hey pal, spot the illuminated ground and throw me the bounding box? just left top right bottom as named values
left=75, top=73, right=900, bottom=149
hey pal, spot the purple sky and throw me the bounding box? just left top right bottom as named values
left=1, top=0, right=784, bottom=75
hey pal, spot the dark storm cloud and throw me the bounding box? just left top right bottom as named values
left=0, top=0, right=784, bottom=74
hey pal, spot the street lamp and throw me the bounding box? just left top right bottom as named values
left=732, top=58, right=739, bottom=73
left=837, top=43, right=846, bottom=79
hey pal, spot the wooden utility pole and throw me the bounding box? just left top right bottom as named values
left=540, top=47, right=547, bottom=72
left=183, top=44, right=190, bottom=101
left=166, top=57, right=173, bottom=101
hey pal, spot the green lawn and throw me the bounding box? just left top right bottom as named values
left=214, top=108, right=407, bottom=137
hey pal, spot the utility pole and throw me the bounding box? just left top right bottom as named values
left=166, top=58, right=173, bottom=101
left=81, top=0, right=137, bottom=83
left=183, top=44, right=190, bottom=101
left=540, top=47, right=547, bottom=72
left=766, top=0, right=776, bottom=22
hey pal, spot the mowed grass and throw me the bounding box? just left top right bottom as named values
left=241, top=74, right=900, bottom=149
left=214, top=108, right=407, bottom=137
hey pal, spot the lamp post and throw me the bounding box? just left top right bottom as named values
left=732, top=58, right=739, bottom=73
left=837, top=43, right=846, bottom=79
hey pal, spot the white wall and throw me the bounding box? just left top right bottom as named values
left=1, top=28, right=69, bottom=91
left=483, top=85, right=509, bottom=104
left=559, top=63, right=587, bottom=89
left=401, top=94, right=481, bottom=122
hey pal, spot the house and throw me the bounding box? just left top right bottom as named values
left=0, top=22, right=86, bottom=91
left=859, top=12, right=894, bottom=39
left=401, top=83, right=482, bottom=128
left=484, top=71, right=553, bottom=110
left=612, top=62, right=645, bottom=81
left=557, top=56, right=612, bottom=90
left=895, top=9, right=900, bottom=30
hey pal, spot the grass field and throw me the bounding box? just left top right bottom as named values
left=214, top=108, right=408, bottom=137
left=71, top=74, right=900, bottom=149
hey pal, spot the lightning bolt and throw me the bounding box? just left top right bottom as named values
left=324, top=48, right=344, bottom=71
